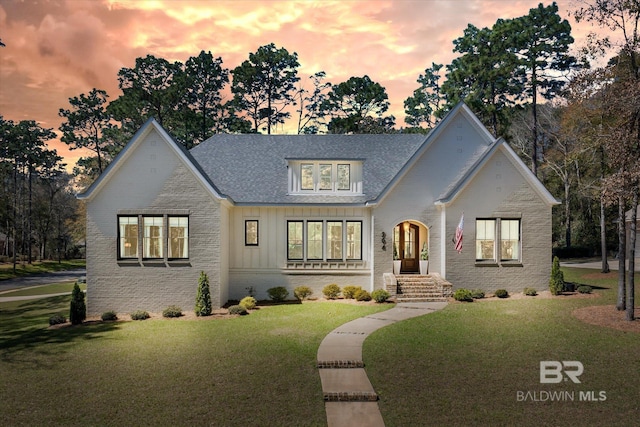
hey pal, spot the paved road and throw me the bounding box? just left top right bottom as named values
left=0, top=269, right=86, bottom=293
left=562, top=258, right=640, bottom=272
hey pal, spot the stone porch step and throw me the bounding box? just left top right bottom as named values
left=384, top=273, right=453, bottom=302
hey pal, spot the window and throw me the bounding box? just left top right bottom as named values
left=286, top=219, right=363, bottom=262
left=144, top=217, right=164, bottom=258
left=169, top=217, right=189, bottom=258
left=475, top=219, right=496, bottom=261
left=245, top=220, right=258, bottom=246
left=319, top=164, right=332, bottom=190
left=337, top=164, right=350, bottom=190
left=118, top=216, right=138, bottom=259
left=301, top=164, right=314, bottom=190
left=327, top=222, right=343, bottom=259
left=346, top=221, right=362, bottom=260
left=307, top=221, right=323, bottom=259
left=288, top=221, right=303, bottom=260
left=501, top=219, right=520, bottom=261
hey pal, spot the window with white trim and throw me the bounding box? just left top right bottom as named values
left=475, top=219, right=496, bottom=261
left=117, top=215, right=189, bottom=262
left=500, top=219, right=520, bottom=261
left=288, top=160, right=362, bottom=194
left=475, top=218, right=521, bottom=263
left=169, top=217, right=189, bottom=259
left=144, top=216, right=164, bottom=259
left=118, top=216, right=138, bottom=259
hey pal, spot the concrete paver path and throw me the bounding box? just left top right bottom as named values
left=317, top=302, right=447, bottom=427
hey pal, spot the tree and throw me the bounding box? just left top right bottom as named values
left=441, top=21, right=522, bottom=137
left=70, top=282, right=86, bottom=325
left=296, top=71, right=331, bottom=134
left=59, top=88, right=114, bottom=176
left=231, top=43, right=300, bottom=134
left=195, top=271, right=212, bottom=316
left=323, top=75, right=395, bottom=133
left=511, top=2, right=578, bottom=177
left=404, top=62, right=444, bottom=130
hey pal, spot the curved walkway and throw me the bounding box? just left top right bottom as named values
left=317, top=302, right=447, bottom=427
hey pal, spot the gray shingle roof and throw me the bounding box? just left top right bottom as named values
left=189, top=134, right=427, bottom=205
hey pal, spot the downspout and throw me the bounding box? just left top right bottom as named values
left=370, top=214, right=375, bottom=292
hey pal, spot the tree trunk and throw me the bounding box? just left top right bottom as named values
left=627, top=189, right=637, bottom=321
left=531, top=67, right=538, bottom=177
left=600, top=195, right=609, bottom=273
left=564, top=174, right=571, bottom=248
left=617, top=195, right=627, bottom=311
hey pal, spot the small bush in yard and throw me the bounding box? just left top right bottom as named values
left=101, top=311, right=118, bottom=321
left=523, top=287, right=538, bottom=296
left=495, top=289, right=509, bottom=298
left=470, top=289, right=485, bottom=299
left=354, top=289, right=371, bottom=301
left=195, top=271, right=212, bottom=316
left=240, top=296, right=257, bottom=310
left=228, top=305, right=248, bottom=315
left=131, top=310, right=150, bottom=321
left=577, top=285, right=592, bottom=294
left=371, top=289, right=390, bottom=303
left=267, top=286, right=289, bottom=302
left=49, top=313, right=66, bottom=326
left=323, top=284, right=341, bottom=299
left=162, top=305, right=183, bottom=318
left=342, top=285, right=361, bottom=299
left=549, top=256, right=565, bottom=295
left=294, top=286, right=313, bottom=301
left=453, top=289, right=473, bottom=302
left=69, top=282, right=86, bottom=325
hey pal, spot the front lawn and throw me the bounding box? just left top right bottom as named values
left=0, top=259, right=86, bottom=280
left=366, top=267, right=640, bottom=426
left=0, top=297, right=391, bottom=426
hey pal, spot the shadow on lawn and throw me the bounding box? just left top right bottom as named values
left=0, top=295, right=120, bottom=367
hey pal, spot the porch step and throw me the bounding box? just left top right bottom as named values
left=385, top=273, right=453, bottom=302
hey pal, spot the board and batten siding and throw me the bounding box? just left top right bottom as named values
left=85, top=129, right=225, bottom=315
left=228, top=206, right=371, bottom=300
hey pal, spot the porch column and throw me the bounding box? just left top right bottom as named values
left=439, top=205, right=446, bottom=278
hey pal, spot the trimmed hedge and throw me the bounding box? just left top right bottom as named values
left=293, top=286, right=313, bottom=301
left=228, top=305, right=248, bottom=315
left=371, top=289, right=390, bottom=303
left=322, top=284, right=341, bottom=299
left=495, top=289, right=509, bottom=298
left=131, top=310, right=150, bottom=321
left=453, top=289, right=473, bottom=302
left=267, top=287, right=289, bottom=302
left=240, top=296, right=257, bottom=310
left=162, top=305, right=183, bottom=318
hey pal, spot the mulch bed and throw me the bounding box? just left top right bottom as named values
left=572, top=305, right=640, bottom=333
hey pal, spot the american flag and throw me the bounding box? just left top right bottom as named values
left=454, top=213, right=464, bottom=253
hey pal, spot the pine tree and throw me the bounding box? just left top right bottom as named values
left=549, top=256, right=565, bottom=295
left=195, top=271, right=212, bottom=316
left=69, top=282, right=86, bottom=325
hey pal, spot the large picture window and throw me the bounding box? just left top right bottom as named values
left=501, top=219, right=520, bottom=261
left=144, top=217, right=164, bottom=258
left=475, top=219, right=496, bottom=261
left=169, top=217, right=189, bottom=259
left=287, top=219, right=362, bottom=262
left=118, top=216, right=138, bottom=259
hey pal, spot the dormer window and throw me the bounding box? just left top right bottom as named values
left=288, top=160, right=362, bottom=194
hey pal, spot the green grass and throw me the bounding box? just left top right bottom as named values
left=0, top=297, right=391, bottom=426
left=0, top=259, right=85, bottom=280
left=366, top=268, right=639, bottom=426
left=0, top=282, right=86, bottom=297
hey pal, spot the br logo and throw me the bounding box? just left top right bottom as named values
left=540, top=361, right=584, bottom=384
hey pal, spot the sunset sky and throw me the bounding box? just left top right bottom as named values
left=0, top=0, right=613, bottom=167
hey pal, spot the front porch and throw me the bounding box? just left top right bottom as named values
left=383, top=273, right=453, bottom=302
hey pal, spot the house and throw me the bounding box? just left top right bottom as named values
left=78, top=103, right=559, bottom=315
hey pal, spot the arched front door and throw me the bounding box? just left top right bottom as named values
left=394, top=222, right=419, bottom=273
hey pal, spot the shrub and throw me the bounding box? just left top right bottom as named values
left=131, top=310, right=150, bottom=321
left=371, top=289, right=390, bottom=303
left=228, top=305, right=248, bottom=315
left=577, top=285, right=592, bottom=294
left=267, top=286, right=289, bottom=302
left=293, top=286, right=313, bottom=301
left=69, top=282, right=86, bottom=325
left=162, top=305, right=183, bottom=318
left=549, top=256, right=565, bottom=295
left=523, top=287, right=538, bottom=296
left=195, top=271, right=212, bottom=316
left=342, top=285, right=361, bottom=299
left=49, top=313, right=66, bottom=326
left=101, top=311, right=118, bottom=321
left=322, top=283, right=341, bottom=299
left=239, top=296, right=257, bottom=310
left=354, top=289, right=371, bottom=301
left=495, top=289, right=509, bottom=298
left=453, top=289, right=473, bottom=302
left=470, top=289, right=485, bottom=299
